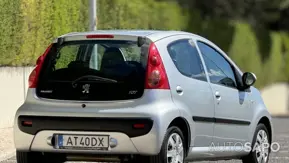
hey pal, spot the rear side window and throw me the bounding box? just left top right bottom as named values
left=167, top=39, right=207, bottom=81
left=37, top=40, right=146, bottom=101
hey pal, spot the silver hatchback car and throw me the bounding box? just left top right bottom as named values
left=14, top=30, right=273, bottom=163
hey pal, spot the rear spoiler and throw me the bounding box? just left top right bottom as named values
left=54, top=35, right=148, bottom=48
left=137, top=36, right=146, bottom=47
left=57, top=37, right=64, bottom=49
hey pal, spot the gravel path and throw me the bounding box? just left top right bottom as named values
left=0, top=128, right=15, bottom=162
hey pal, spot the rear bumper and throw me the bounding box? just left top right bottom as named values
left=32, top=130, right=158, bottom=155
left=14, top=120, right=159, bottom=155
left=14, top=89, right=182, bottom=155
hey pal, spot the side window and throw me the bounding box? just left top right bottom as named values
left=197, top=41, right=237, bottom=88
left=167, top=39, right=206, bottom=81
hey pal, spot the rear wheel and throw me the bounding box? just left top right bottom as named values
left=134, top=126, right=186, bottom=163
left=242, top=124, right=271, bottom=163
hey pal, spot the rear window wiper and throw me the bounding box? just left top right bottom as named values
left=72, top=75, right=117, bottom=87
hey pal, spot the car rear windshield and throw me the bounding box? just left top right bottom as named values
left=37, top=40, right=147, bottom=101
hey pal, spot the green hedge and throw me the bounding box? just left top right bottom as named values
left=0, top=0, right=186, bottom=66
left=97, top=0, right=187, bottom=30
left=1, top=0, right=289, bottom=88
left=0, top=0, right=89, bottom=66
left=0, top=0, right=22, bottom=65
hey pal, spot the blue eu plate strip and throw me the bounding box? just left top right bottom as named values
left=58, top=135, right=63, bottom=147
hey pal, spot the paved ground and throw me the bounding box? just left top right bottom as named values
left=1, top=118, right=288, bottom=163
left=0, top=127, right=15, bottom=162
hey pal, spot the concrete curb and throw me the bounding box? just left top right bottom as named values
left=0, top=149, right=15, bottom=162
left=272, top=114, right=289, bottom=118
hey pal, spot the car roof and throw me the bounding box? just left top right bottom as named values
left=56, top=30, right=243, bottom=75
left=59, top=30, right=204, bottom=42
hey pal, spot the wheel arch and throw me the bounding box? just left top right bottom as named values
left=257, top=116, right=273, bottom=143
left=168, top=117, right=191, bottom=156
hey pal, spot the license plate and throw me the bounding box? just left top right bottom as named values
left=55, top=134, right=109, bottom=150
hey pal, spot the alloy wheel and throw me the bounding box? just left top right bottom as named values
left=166, top=133, right=184, bottom=163
left=255, top=129, right=269, bottom=163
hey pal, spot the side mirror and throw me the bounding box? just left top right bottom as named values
left=242, top=72, right=257, bottom=88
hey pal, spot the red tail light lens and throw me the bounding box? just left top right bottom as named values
left=28, top=44, right=52, bottom=88
left=133, top=124, right=145, bottom=129
left=28, top=69, right=38, bottom=88
left=22, top=121, right=33, bottom=127
left=145, top=43, right=170, bottom=89
left=86, top=34, right=114, bottom=39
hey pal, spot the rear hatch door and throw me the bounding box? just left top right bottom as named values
left=37, top=39, right=147, bottom=101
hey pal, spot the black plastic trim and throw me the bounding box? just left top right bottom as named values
left=18, top=116, right=153, bottom=138
left=192, top=116, right=215, bottom=123
left=193, top=116, right=250, bottom=125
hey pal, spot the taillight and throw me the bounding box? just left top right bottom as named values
left=145, top=43, right=170, bottom=89
left=86, top=34, right=114, bottom=39
left=28, top=44, right=52, bottom=88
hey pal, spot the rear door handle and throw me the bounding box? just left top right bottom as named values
left=176, top=86, right=183, bottom=94
left=215, top=91, right=221, bottom=99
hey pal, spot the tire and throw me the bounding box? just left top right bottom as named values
left=16, top=151, right=44, bottom=163
left=135, top=126, right=186, bottom=163
left=242, top=123, right=271, bottom=163
left=16, top=151, right=64, bottom=163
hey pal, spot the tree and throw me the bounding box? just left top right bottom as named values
left=228, top=22, right=263, bottom=87
left=97, top=0, right=187, bottom=30
left=281, top=32, right=289, bottom=82
left=264, top=32, right=284, bottom=84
